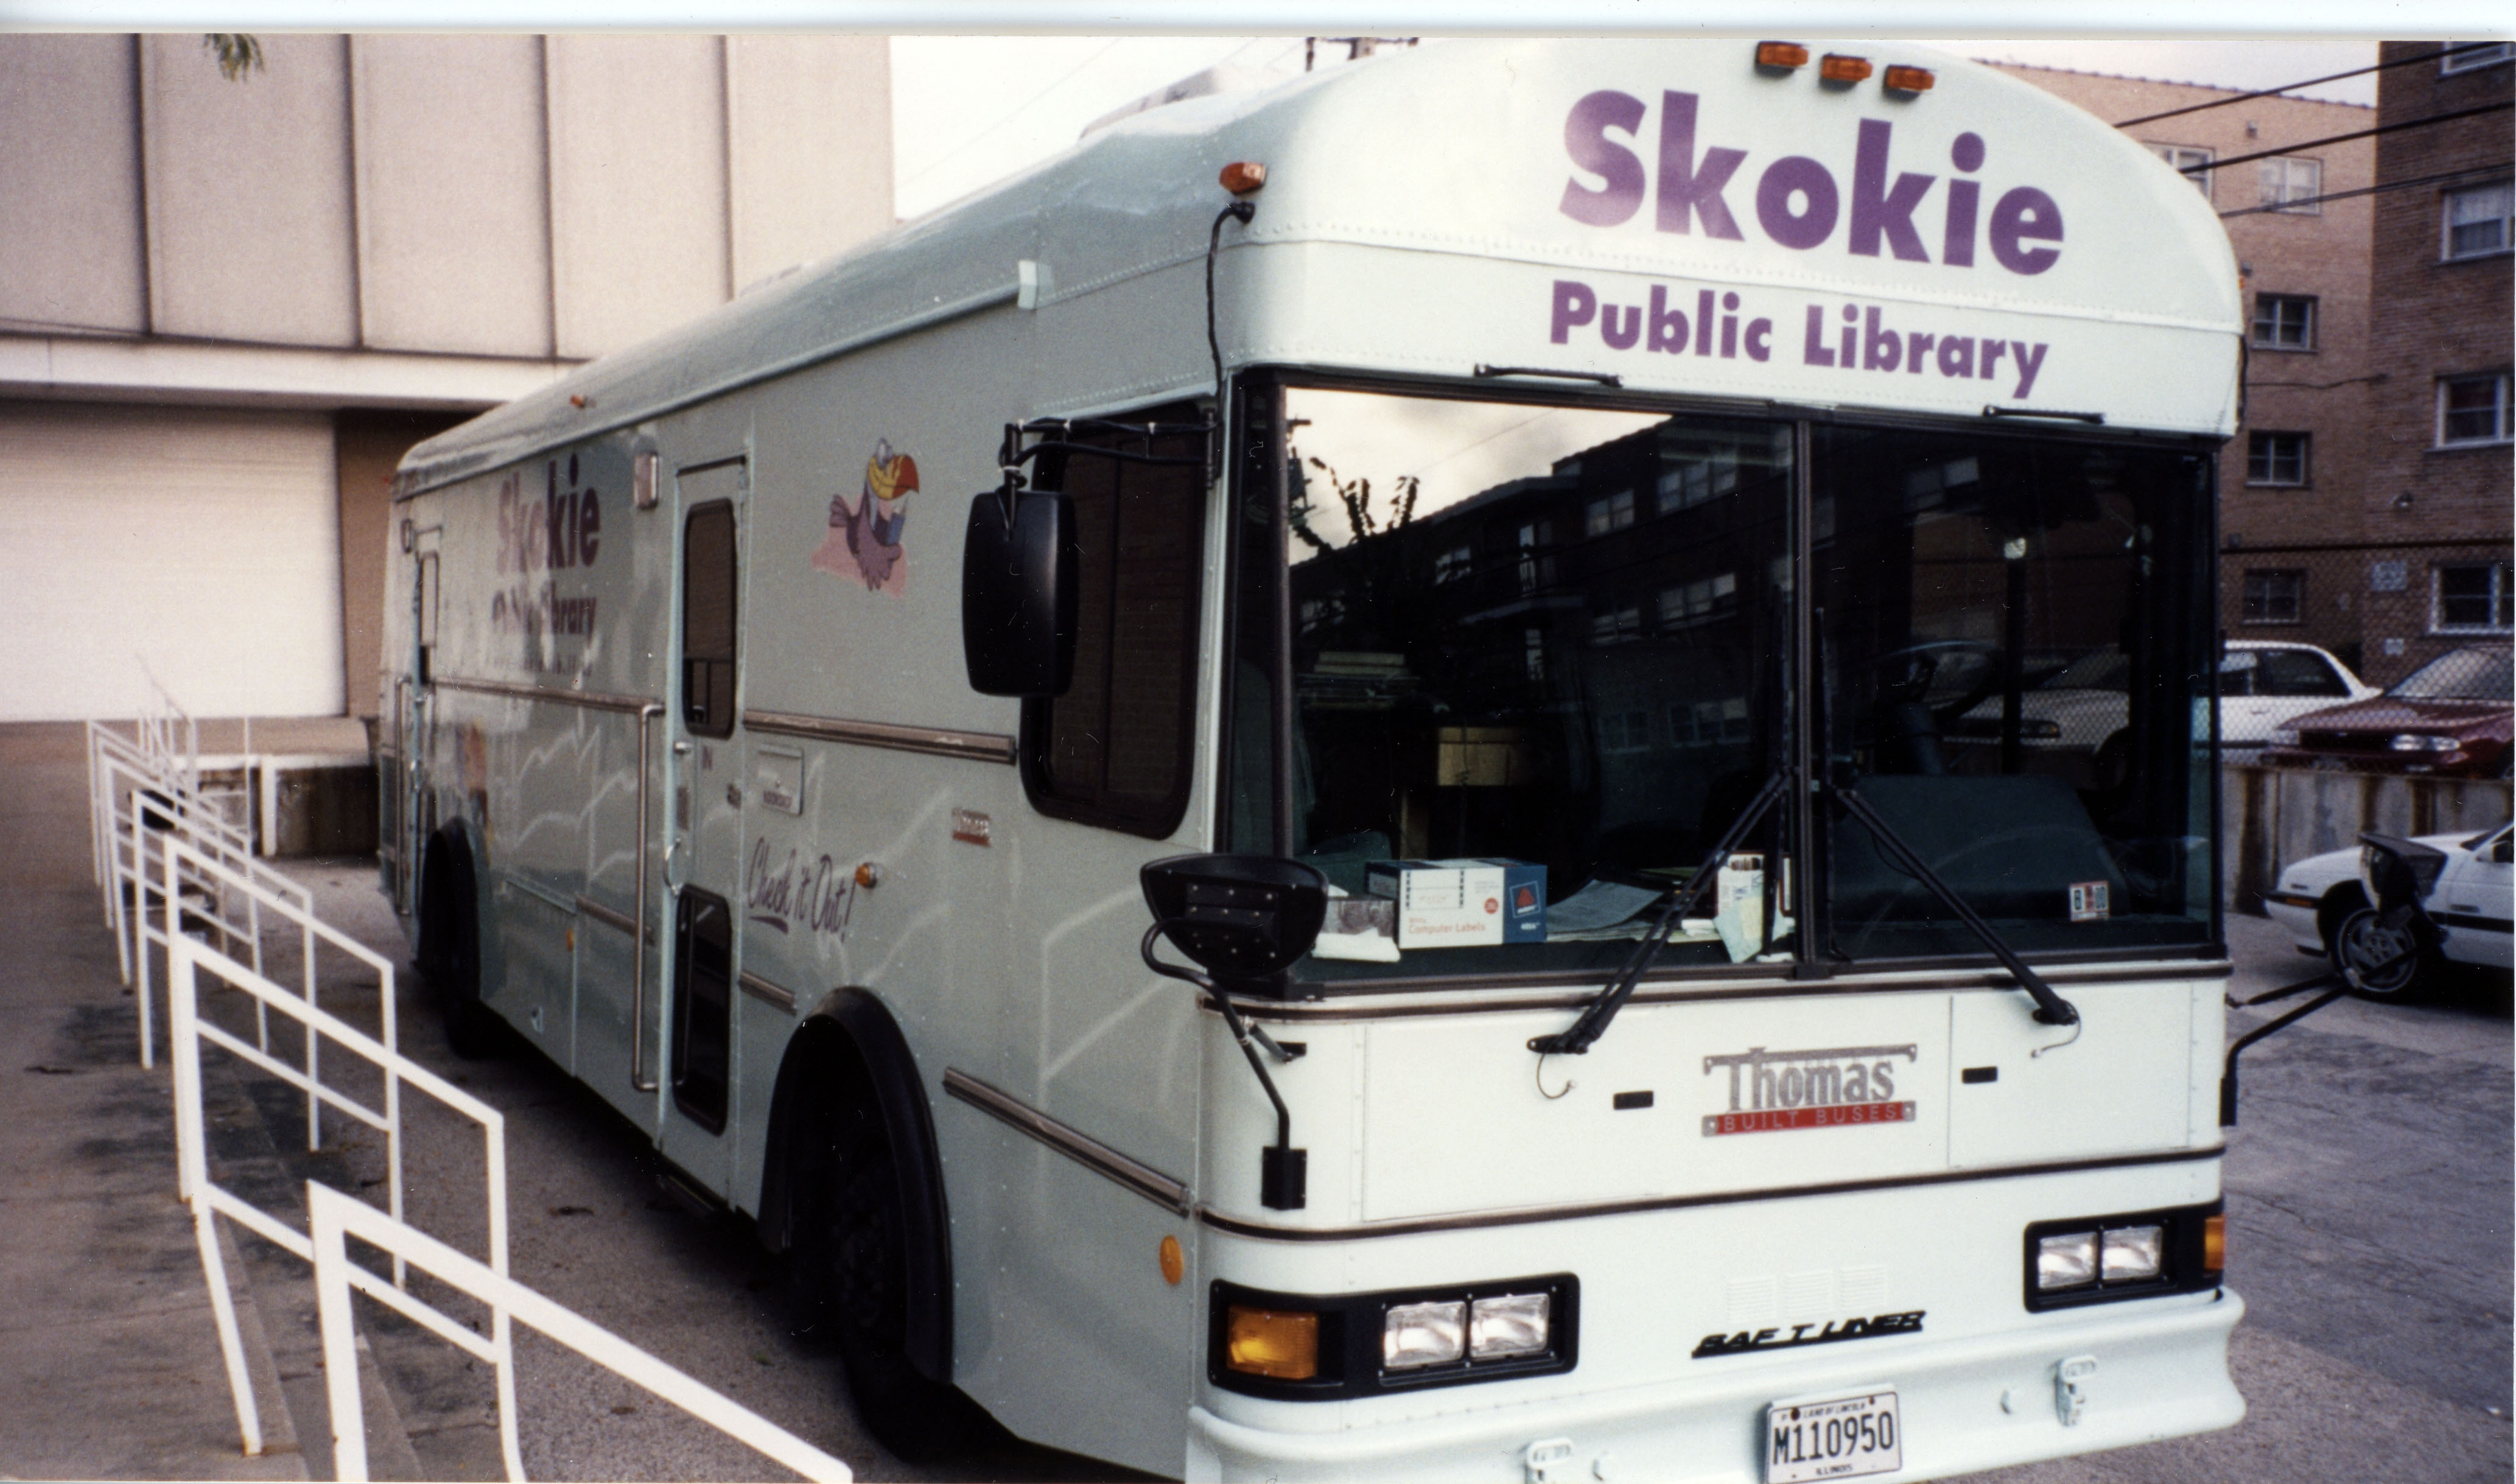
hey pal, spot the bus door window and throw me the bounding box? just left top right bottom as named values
left=681, top=501, right=738, bottom=738
left=1811, top=429, right=2215, bottom=961
left=1020, top=402, right=1207, bottom=838
left=672, top=886, right=732, bottom=1134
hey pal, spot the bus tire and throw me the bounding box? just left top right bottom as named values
left=418, top=828, right=499, bottom=1060
left=780, top=1032, right=972, bottom=1458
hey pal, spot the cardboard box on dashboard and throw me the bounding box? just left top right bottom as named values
left=1364, top=858, right=1547, bottom=948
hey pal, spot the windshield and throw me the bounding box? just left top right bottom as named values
left=1812, top=427, right=2215, bottom=959
left=1228, top=387, right=1796, bottom=982
left=2389, top=647, right=2513, bottom=701
left=1225, top=384, right=2218, bottom=982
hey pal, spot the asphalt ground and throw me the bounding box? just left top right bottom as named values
left=2, top=717, right=2507, bottom=1481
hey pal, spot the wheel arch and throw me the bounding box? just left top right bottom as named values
left=760, top=987, right=953, bottom=1385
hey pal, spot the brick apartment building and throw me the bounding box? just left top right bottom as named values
left=2357, top=40, right=2513, bottom=684
left=1992, top=62, right=2381, bottom=674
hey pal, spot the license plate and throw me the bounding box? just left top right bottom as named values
left=1764, top=1388, right=1901, bottom=1482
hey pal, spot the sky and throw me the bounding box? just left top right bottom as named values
left=889, top=36, right=2388, bottom=220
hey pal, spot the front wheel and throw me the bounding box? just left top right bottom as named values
left=785, top=1070, right=975, bottom=1459
left=418, top=838, right=500, bottom=1060
left=2330, top=905, right=2428, bottom=994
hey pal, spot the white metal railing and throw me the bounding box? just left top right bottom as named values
left=308, top=1183, right=852, bottom=1483
left=163, top=833, right=500, bottom=1464
left=91, top=720, right=320, bottom=1079
left=159, top=833, right=855, bottom=1481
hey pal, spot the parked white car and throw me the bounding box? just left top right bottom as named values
left=1950, top=640, right=2374, bottom=782
left=2261, top=824, right=2515, bottom=988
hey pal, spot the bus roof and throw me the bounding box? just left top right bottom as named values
left=400, top=39, right=2241, bottom=495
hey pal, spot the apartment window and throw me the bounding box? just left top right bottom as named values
left=1524, top=626, right=1546, bottom=682
left=2250, top=294, right=2316, bottom=349
left=2150, top=142, right=2213, bottom=198
left=2439, top=372, right=2512, bottom=446
left=2441, top=41, right=2514, bottom=74
left=1584, top=488, right=1635, bottom=537
left=1432, top=542, right=1474, bottom=584
left=1669, top=697, right=1751, bottom=746
left=2241, top=569, right=2305, bottom=626
left=1656, top=572, right=1739, bottom=628
left=1589, top=604, right=1642, bottom=646
left=2443, top=181, right=2512, bottom=261
left=2246, top=432, right=2311, bottom=487
left=1599, top=710, right=1652, bottom=753
left=2258, top=156, right=2321, bottom=214
left=2434, top=562, right=2514, bottom=633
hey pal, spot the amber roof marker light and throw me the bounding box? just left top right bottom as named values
left=1754, top=41, right=1809, bottom=71
left=1818, top=53, right=1874, bottom=86
left=1219, top=161, right=1269, bottom=196
left=1883, top=65, right=1936, bottom=95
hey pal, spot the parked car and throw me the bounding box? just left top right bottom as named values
left=2262, top=645, right=2514, bottom=777
left=2262, top=823, right=2514, bottom=990
left=1949, top=640, right=2372, bottom=780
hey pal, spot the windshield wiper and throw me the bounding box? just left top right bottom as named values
left=1527, top=768, right=2082, bottom=1059
left=1831, top=786, right=2080, bottom=1027
left=1528, top=771, right=1792, bottom=1057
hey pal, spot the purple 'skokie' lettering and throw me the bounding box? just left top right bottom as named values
left=1988, top=187, right=2064, bottom=275
left=1849, top=119, right=1935, bottom=261
left=1560, top=91, right=1647, bottom=226
left=1755, top=156, right=1839, bottom=250
left=1655, top=91, right=1745, bottom=239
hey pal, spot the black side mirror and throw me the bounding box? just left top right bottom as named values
left=1140, top=853, right=1328, bottom=1212
left=960, top=488, right=1077, bottom=697
left=2358, top=832, right=2447, bottom=915
left=1140, top=853, right=1328, bottom=985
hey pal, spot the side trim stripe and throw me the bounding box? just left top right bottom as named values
left=1197, top=1143, right=2227, bottom=1242
left=433, top=675, right=658, bottom=715
left=942, top=1068, right=1192, bottom=1216
left=745, top=709, right=1016, bottom=765
left=738, top=970, right=797, bottom=1015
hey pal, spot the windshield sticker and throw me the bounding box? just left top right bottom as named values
left=2069, top=881, right=2111, bottom=922
left=1701, top=1043, right=1918, bottom=1136
left=813, top=439, right=917, bottom=596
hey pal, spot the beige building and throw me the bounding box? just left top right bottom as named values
left=0, top=33, right=892, bottom=723
left=1995, top=62, right=2378, bottom=673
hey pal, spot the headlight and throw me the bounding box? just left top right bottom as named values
left=2101, top=1225, right=2165, bottom=1282
left=2268, top=727, right=2299, bottom=746
left=2024, top=1205, right=2221, bottom=1311
left=2036, top=1231, right=2098, bottom=1291
left=1382, top=1301, right=1466, bottom=1368
left=2020, top=718, right=2061, bottom=740
left=2388, top=733, right=2457, bottom=752
left=1470, top=1292, right=1553, bottom=1359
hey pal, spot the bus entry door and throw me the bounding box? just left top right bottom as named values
left=662, top=460, right=748, bottom=1191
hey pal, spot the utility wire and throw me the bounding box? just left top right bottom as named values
left=2176, top=99, right=2512, bottom=177
left=2219, top=159, right=2512, bottom=219
left=899, top=39, right=1121, bottom=191
left=2112, top=41, right=2500, bottom=127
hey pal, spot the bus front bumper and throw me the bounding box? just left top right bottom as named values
left=1186, top=1287, right=2243, bottom=1483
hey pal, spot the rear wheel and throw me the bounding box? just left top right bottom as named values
left=418, top=837, right=499, bottom=1060
left=785, top=1057, right=974, bottom=1460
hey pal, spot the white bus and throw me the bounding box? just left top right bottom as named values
left=381, top=39, right=2245, bottom=1482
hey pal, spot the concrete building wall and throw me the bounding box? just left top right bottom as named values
left=1997, top=64, right=2378, bottom=674
left=351, top=35, right=555, bottom=358
left=2359, top=41, right=2514, bottom=684
left=0, top=33, right=894, bottom=723
left=141, top=33, right=362, bottom=348
left=0, top=35, right=147, bottom=337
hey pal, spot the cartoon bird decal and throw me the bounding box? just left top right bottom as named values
left=811, top=439, right=918, bottom=595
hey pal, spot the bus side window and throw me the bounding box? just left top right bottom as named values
left=1021, top=405, right=1207, bottom=837
left=682, top=502, right=738, bottom=738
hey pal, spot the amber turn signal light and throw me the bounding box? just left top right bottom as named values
left=1224, top=1304, right=1318, bottom=1379
left=1819, top=54, right=1873, bottom=84
left=2202, top=1213, right=2226, bottom=1276
left=1754, top=41, right=1809, bottom=70
left=1883, top=65, right=1935, bottom=94
left=1219, top=161, right=1268, bottom=196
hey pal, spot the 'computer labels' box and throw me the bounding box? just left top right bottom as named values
left=1365, top=859, right=1546, bottom=948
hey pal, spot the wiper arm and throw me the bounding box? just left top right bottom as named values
left=1529, top=771, right=1792, bottom=1057
left=1831, top=786, right=2080, bottom=1027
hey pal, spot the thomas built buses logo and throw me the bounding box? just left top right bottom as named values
left=1701, top=1043, right=1917, bottom=1136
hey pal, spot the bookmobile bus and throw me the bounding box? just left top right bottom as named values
left=381, top=38, right=2247, bottom=1483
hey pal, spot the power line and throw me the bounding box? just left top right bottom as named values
left=2111, top=42, right=2498, bottom=128
left=2174, top=99, right=2512, bottom=177
left=2218, top=159, right=2512, bottom=219
left=899, top=40, right=1121, bottom=190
